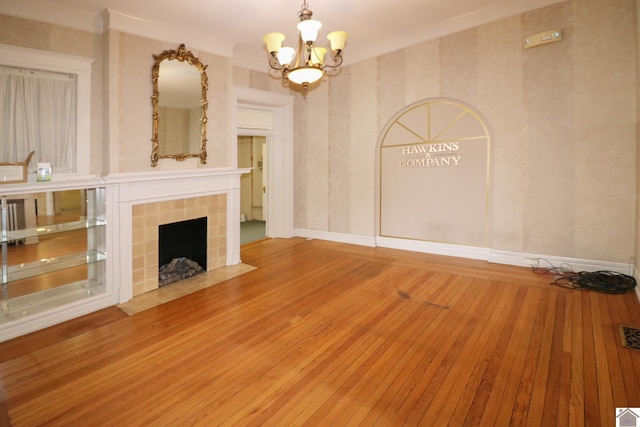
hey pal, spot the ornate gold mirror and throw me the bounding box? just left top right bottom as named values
left=151, top=44, right=208, bottom=166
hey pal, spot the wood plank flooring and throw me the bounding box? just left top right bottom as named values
left=0, top=237, right=639, bottom=426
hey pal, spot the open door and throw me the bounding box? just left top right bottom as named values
left=234, top=88, right=295, bottom=239
left=261, top=138, right=268, bottom=237
left=238, top=135, right=267, bottom=244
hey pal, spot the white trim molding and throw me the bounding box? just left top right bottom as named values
left=0, top=43, right=94, bottom=177
left=377, top=236, right=491, bottom=260
left=490, top=250, right=633, bottom=274
left=233, top=87, right=295, bottom=239
left=103, top=168, right=249, bottom=303
left=103, top=10, right=233, bottom=59
left=347, top=0, right=566, bottom=66
left=295, top=228, right=376, bottom=247
left=0, top=0, right=102, bottom=34
left=634, top=262, right=640, bottom=304
left=298, top=229, right=635, bottom=281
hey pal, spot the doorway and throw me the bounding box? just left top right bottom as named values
left=233, top=87, right=295, bottom=249
left=238, top=135, right=267, bottom=244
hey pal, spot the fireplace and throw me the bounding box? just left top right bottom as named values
left=130, top=193, right=228, bottom=296
left=158, top=217, right=207, bottom=286
left=103, top=168, right=248, bottom=302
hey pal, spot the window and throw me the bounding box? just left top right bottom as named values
left=0, top=44, right=93, bottom=177
left=0, top=66, right=77, bottom=173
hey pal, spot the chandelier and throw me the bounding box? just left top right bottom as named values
left=262, top=1, right=348, bottom=91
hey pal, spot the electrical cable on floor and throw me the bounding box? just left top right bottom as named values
left=531, top=258, right=637, bottom=294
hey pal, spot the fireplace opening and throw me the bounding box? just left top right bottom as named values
left=158, top=217, right=207, bottom=287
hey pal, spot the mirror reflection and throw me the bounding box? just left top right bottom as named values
left=1, top=190, right=87, bottom=298
left=4, top=190, right=84, bottom=230
left=151, top=44, right=208, bottom=166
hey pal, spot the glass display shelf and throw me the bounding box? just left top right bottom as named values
left=0, top=186, right=108, bottom=334
left=3, top=250, right=106, bottom=283
left=1, top=278, right=106, bottom=324
left=1, top=218, right=106, bottom=244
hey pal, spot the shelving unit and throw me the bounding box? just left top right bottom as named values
left=0, top=187, right=107, bottom=323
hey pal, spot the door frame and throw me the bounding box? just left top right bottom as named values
left=232, top=87, right=295, bottom=238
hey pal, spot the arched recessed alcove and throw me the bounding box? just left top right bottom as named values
left=376, top=98, right=491, bottom=249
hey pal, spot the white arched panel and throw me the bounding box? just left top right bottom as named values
left=377, top=98, right=491, bottom=247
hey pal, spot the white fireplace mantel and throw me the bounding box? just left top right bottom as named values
left=103, top=168, right=250, bottom=303
left=103, top=168, right=250, bottom=201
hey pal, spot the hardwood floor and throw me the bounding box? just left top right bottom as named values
left=0, top=237, right=639, bottom=426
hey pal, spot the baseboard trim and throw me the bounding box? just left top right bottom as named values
left=295, top=228, right=635, bottom=283
left=376, top=236, right=490, bottom=261
left=0, top=293, right=117, bottom=343
left=634, top=262, right=640, bottom=304
left=294, top=228, right=376, bottom=247
left=489, top=250, right=632, bottom=274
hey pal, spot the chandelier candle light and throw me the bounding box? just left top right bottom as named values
left=263, top=1, right=348, bottom=91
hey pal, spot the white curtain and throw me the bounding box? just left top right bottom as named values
left=0, top=65, right=76, bottom=173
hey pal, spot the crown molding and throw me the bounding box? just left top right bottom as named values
left=236, top=0, right=566, bottom=73
left=103, top=10, right=233, bottom=58
left=0, top=0, right=233, bottom=59
left=0, top=43, right=94, bottom=72
left=0, top=0, right=566, bottom=71
left=0, top=0, right=102, bottom=33
left=347, top=0, right=566, bottom=66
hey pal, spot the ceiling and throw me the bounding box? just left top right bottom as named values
left=1, top=0, right=563, bottom=71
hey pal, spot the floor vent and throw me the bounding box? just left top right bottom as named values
left=619, top=325, right=640, bottom=350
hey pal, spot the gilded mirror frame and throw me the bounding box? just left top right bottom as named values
left=151, top=44, right=208, bottom=166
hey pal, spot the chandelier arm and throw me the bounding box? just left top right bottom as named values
left=293, top=37, right=305, bottom=69
left=268, top=56, right=284, bottom=71
left=321, top=53, right=344, bottom=69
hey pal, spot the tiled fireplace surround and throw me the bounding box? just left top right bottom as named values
left=131, top=194, right=226, bottom=296
left=107, top=168, right=247, bottom=303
